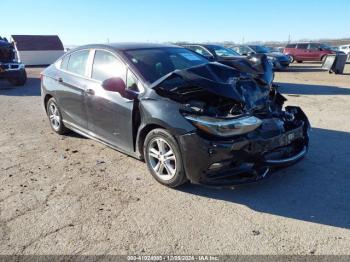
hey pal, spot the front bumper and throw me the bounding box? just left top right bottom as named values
left=178, top=107, right=309, bottom=186
left=0, top=63, right=25, bottom=78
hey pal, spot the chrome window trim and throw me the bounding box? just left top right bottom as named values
left=58, top=48, right=93, bottom=81
left=57, top=47, right=145, bottom=94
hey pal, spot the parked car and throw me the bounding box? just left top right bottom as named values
left=283, top=43, right=335, bottom=63
left=266, top=46, right=283, bottom=53
left=0, top=39, right=27, bottom=86
left=183, top=44, right=243, bottom=61
left=339, top=45, right=350, bottom=55
left=231, top=45, right=290, bottom=70
left=182, top=44, right=273, bottom=79
left=41, top=43, right=310, bottom=187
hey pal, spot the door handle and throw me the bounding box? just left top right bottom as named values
left=58, top=77, right=63, bottom=83
left=85, top=88, right=95, bottom=95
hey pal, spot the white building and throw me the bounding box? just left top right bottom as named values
left=11, top=35, right=65, bottom=66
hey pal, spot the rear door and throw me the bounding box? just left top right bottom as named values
left=295, top=43, right=309, bottom=60
left=55, top=49, right=91, bottom=129
left=307, top=43, right=320, bottom=60
left=85, top=49, right=136, bottom=152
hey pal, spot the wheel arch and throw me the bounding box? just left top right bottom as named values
left=44, top=94, right=53, bottom=113
left=136, top=123, right=171, bottom=160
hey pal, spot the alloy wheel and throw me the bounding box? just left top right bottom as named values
left=48, top=103, right=61, bottom=131
left=148, top=138, right=177, bottom=181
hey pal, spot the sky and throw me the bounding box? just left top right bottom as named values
left=2, top=0, right=350, bottom=46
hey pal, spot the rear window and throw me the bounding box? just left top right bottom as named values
left=286, top=44, right=296, bottom=48
left=66, top=50, right=90, bottom=76
left=296, top=44, right=308, bottom=49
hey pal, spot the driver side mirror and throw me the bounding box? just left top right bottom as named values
left=102, top=77, right=126, bottom=95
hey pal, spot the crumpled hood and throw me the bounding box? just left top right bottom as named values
left=0, top=41, right=15, bottom=62
left=150, top=62, right=271, bottom=110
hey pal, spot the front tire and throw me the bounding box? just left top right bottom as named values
left=144, top=128, right=187, bottom=187
left=46, top=97, right=69, bottom=135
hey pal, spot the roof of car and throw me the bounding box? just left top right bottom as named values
left=76, top=42, right=180, bottom=51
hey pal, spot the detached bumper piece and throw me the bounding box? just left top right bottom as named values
left=179, top=107, right=309, bottom=187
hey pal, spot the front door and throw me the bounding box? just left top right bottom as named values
left=85, top=49, right=135, bottom=153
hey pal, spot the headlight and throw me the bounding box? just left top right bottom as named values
left=19, top=63, right=25, bottom=69
left=184, top=114, right=262, bottom=137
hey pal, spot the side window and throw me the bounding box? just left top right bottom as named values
left=308, top=43, right=319, bottom=50
left=60, top=55, right=70, bottom=70
left=66, top=50, right=89, bottom=76
left=92, top=50, right=126, bottom=82
left=192, top=46, right=212, bottom=57
left=286, top=44, right=296, bottom=48
left=126, top=70, right=139, bottom=92
left=297, top=44, right=308, bottom=49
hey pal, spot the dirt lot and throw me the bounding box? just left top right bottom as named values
left=0, top=63, right=349, bottom=255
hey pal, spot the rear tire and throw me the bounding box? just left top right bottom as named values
left=46, top=97, right=69, bottom=135
left=7, top=70, right=27, bottom=86
left=144, top=128, right=187, bottom=187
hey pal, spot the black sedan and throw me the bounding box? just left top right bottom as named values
left=231, top=45, right=291, bottom=70
left=41, top=43, right=309, bottom=187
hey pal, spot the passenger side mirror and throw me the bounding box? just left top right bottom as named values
left=102, top=77, right=126, bottom=95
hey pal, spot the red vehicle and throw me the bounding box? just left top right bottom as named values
left=283, top=43, right=335, bottom=63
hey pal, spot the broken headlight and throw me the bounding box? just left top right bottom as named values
left=184, top=114, right=262, bottom=137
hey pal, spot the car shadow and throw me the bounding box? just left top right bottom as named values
left=0, top=77, right=41, bottom=96
left=179, top=127, right=350, bottom=229
left=276, top=82, right=350, bottom=95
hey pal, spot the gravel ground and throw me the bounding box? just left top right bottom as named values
left=0, top=63, right=349, bottom=255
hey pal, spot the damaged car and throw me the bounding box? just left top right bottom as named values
left=41, top=43, right=310, bottom=187
left=0, top=38, right=27, bottom=86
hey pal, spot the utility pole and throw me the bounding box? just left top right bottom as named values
left=288, top=34, right=291, bottom=43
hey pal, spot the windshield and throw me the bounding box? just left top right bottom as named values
left=124, top=47, right=208, bottom=84
left=249, top=45, right=270, bottom=54
left=209, top=46, right=240, bottom=57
